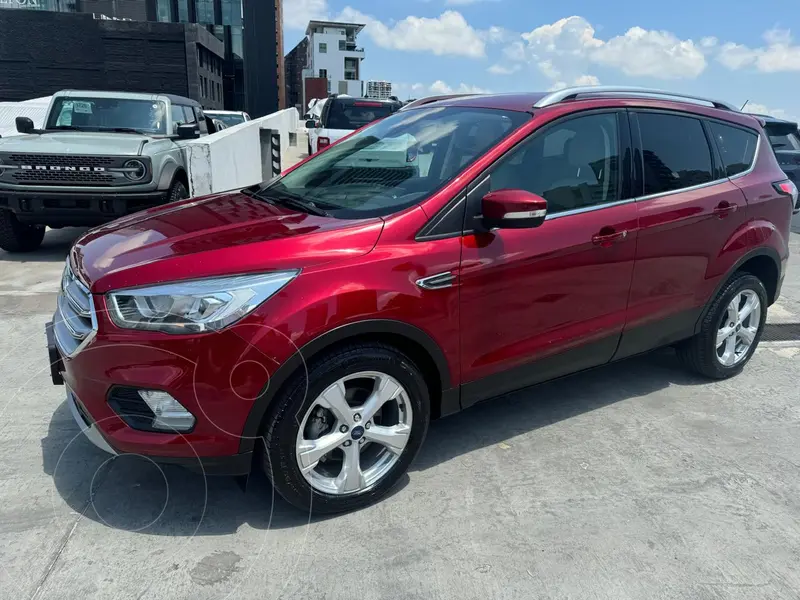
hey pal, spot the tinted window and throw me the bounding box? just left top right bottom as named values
left=637, top=113, right=713, bottom=195
left=325, top=101, right=396, bottom=130
left=265, top=107, right=529, bottom=218
left=490, top=113, right=620, bottom=214
left=768, top=132, right=800, bottom=151
left=709, top=122, right=758, bottom=176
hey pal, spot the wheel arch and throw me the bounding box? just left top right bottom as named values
left=156, top=158, right=188, bottom=191
left=238, top=319, right=456, bottom=454
left=695, top=246, right=781, bottom=334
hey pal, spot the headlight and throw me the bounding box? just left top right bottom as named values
left=122, top=159, right=147, bottom=181
left=107, top=271, right=298, bottom=334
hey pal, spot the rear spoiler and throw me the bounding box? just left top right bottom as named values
left=400, top=94, right=483, bottom=111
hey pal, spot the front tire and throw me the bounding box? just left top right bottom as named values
left=166, top=179, right=189, bottom=203
left=0, top=210, right=45, bottom=253
left=260, top=343, right=430, bottom=514
left=677, top=273, right=768, bottom=379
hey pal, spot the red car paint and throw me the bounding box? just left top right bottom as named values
left=54, top=92, right=792, bottom=468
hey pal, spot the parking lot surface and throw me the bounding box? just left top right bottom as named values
left=2, top=182, right=800, bottom=597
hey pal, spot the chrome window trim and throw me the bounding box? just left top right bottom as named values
left=544, top=198, right=636, bottom=221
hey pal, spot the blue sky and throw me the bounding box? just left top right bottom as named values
left=283, top=0, right=800, bottom=120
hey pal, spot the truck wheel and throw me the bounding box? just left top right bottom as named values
left=0, top=210, right=45, bottom=253
left=167, top=179, right=189, bottom=203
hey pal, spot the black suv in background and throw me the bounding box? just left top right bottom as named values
left=757, top=114, right=800, bottom=185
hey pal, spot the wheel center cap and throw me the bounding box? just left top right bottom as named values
left=351, top=425, right=365, bottom=440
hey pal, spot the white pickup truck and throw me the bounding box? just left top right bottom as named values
left=306, top=96, right=402, bottom=155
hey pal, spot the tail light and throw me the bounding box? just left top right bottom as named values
left=317, top=137, right=331, bottom=150
left=774, top=180, right=799, bottom=213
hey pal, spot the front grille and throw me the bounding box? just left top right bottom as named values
left=13, top=170, right=115, bottom=185
left=7, top=154, right=117, bottom=167
left=53, top=260, right=96, bottom=358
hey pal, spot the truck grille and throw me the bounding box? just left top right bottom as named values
left=7, top=154, right=117, bottom=167
left=12, top=170, right=115, bottom=185
left=53, top=260, right=96, bottom=358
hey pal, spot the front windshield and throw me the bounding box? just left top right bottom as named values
left=45, top=97, right=168, bottom=134
left=210, top=113, right=246, bottom=127
left=265, top=106, right=529, bottom=218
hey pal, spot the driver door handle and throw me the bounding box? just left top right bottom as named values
left=592, top=229, right=628, bottom=246
left=714, top=201, right=738, bottom=218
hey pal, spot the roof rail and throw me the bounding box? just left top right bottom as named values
left=399, top=93, right=481, bottom=111
left=533, top=86, right=739, bottom=112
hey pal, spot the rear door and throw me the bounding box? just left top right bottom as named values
left=615, top=110, right=749, bottom=358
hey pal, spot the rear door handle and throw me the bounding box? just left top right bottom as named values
left=592, top=229, right=628, bottom=246
left=714, top=202, right=738, bottom=218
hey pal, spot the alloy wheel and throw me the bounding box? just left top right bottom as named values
left=715, top=289, right=761, bottom=367
left=295, top=371, right=413, bottom=496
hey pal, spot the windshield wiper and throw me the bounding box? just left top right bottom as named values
left=243, top=186, right=331, bottom=216
left=46, top=125, right=82, bottom=131
left=104, top=127, right=147, bottom=134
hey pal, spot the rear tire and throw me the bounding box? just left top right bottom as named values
left=677, top=273, right=767, bottom=379
left=260, top=343, right=430, bottom=514
left=167, top=179, right=189, bottom=203
left=0, top=210, right=45, bottom=253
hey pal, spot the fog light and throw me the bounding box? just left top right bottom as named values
left=138, top=390, right=195, bottom=432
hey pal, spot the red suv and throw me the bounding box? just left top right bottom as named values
left=47, top=87, right=798, bottom=513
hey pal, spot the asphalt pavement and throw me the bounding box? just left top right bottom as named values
left=1, top=153, right=799, bottom=598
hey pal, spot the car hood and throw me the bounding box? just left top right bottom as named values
left=0, top=132, right=151, bottom=156
left=70, top=191, right=384, bottom=293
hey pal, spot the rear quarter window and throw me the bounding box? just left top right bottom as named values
left=708, top=121, right=758, bottom=177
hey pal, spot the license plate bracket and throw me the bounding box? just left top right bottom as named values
left=45, top=322, right=65, bottom=386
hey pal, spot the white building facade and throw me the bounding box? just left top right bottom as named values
left=303, top=20, right=365, bottom=100
left=366, top=80, right=392, bottom=100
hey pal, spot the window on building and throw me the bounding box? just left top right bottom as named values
left=319, top=42, right=327, bottom=53
left=156, top=0, right=172, bottom=22
left=222, top=0, right=242, bottom=26
left=178, top=0, right=189, bottom=22
left=198, top=48, right=204, bottom=68
left=339, top=40, right=346, bottom=51
left=196, top=0, right=214, bottom=24
left=637, top=112, right=714, bottom=196
left=708, top=122, right=758, bottom=177
left=319, top=69, right=328, bottom=79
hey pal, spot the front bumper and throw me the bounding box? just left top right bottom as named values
left=1, top=188, right=167, bottom=226
left=47, top=320, right=259, bottom=476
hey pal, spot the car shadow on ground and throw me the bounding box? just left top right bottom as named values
left=0, top=227, right=86, bottom=263
left=41, top=348, right=707, bottom=534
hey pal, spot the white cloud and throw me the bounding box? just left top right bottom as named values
left=283, top=0, right=330, bottom=30
left=547, top=75, right=601, bottom=91
left=700, top=36, right=718, bottom=48
left=506, top=16, right=706, bottom=83
left=717, top=28, right=800, bottom=72
left=429, top=80, right=492, bottom=94
left=487, top=63, right=521, bottom=75
left=337, top=8, right=486, bottom=58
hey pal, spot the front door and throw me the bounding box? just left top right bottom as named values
left=458, top=110, right=638, bottom=408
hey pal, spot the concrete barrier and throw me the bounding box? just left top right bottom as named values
left=184, top=108, right=299, bottom=197
left=0, top=97, right=51, bottom=137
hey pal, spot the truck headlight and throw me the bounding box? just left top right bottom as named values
left=107, top=271, right=298, bottom=334
left=123, top=159, right=147, bottom=181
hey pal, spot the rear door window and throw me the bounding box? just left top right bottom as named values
left=708, top=121, right=758, bottom=176
left=325, top=101, right=395, bottom=130
left=636, top=112, right=714, bottom=196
